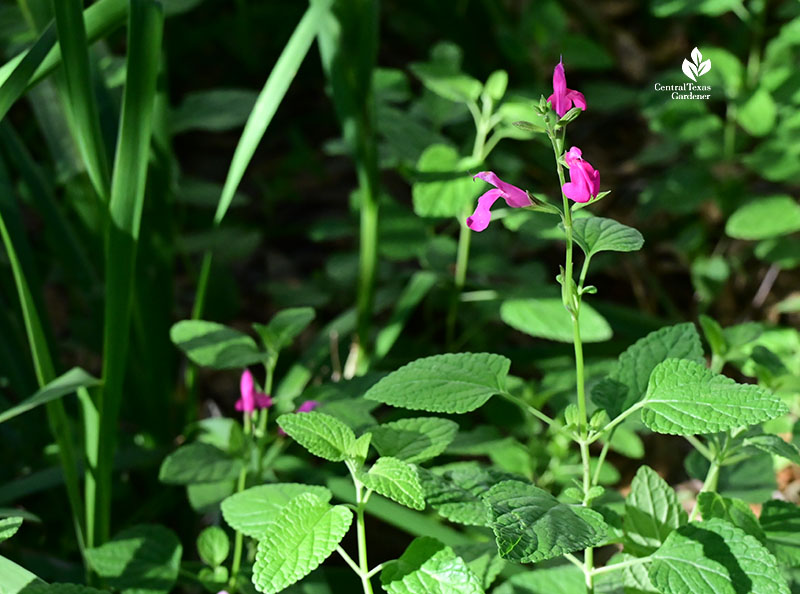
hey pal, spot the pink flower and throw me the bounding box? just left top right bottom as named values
left=466, top=172, right=531, bottom=232
left=562, top=147, right=600, bottom=204
left=235, top=369, right=272, bottom=413
left=547, top=59, right=586, bottom=118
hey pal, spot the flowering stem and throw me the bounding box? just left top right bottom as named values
left=229, top=414, right=253, bottom=588
left=548, top=122, right=593, bottom=592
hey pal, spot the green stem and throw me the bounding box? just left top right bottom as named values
left=685, top=434, right=714, bottom=462
left=446, top=216, right=472, bottom=348
left=591, top=403, right=644, bottom=444
left=591, top=436, right=612, bottom=486
left=228, top=467, right=248, bottom=587
left=689, top=459, right=721, bottom=521
left=591, top=555, right=651, bottom=576
left=355, top=482, right=374, bottom=594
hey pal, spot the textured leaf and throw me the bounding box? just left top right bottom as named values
left=491, top=565, right=585, bottom=594
left=641, top=359, right=787, bottom=435
left=760, top=500, right=800, bottom=567
left=159, top=443, right=243, bottom=485
left=419, top=464, right=517, bottom=527
left=697, top=493, right=764, bottom=541
left=380, top=537, right=484, bottom=594
left=0, top=517, right=22, bottom=542
left=364, top=353, right=510, bottom=414
left=277, top=411, right=356, bottom=462
left=410, top=63, right=482, bottom=103
left=370, top=417, right=458, bottom=463
left=571, top=217, right=644, bottom=258
left=170, top=320, right=264, bottom=369
left=253, top=307, right=315, bottom=354
left=743, top=434, right=800, bottom=465
left=85, top=524, right=182, bottom=594
left=0, top=367, right=101, bottom=425
left=725, top=195, right=800, bottom=240
left=360, top=457, right=425, bottom=510
left=592, top=322, right=704, bottom=417
left=196, top=526, right=229, bottom=567
left=500, top=298, right=612, bottom=344
left=649, top=519, right=789, bottom=594
left=252, top=493, right=352, bottom=594
left=221, top=483, right=332, bottom=539
left=483, top=480, right=606, bottom=563
left=453, top=543, right=504, bottom=590
left=624, top=466, right=687, bottom=556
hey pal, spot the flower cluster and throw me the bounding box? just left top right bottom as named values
left=235, top=369, right=272, bottom=414
left=466, top=59, right=600, bottom=231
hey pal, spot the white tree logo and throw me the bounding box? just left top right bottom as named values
left=682, top=47, right=711, bottom=82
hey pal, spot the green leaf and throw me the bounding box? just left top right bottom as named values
left=411, top=144, right=476, bottom=218
left=593, top=322, right=705, bottom=417
left=0, top=517, right=22, bottom=542
left=0, top=367, right=100, bottom=425
left=492, top=565, right=584, bottom=594
left=696, top=493, right=764, bottom=541
left=22, top=584, right=110, bottom=594
left=725, top=195, right=800, bottom=240
left=649, top=519, right=789, bottom=594
left=380, top=537, right=484, bottom=594
left=85, top=524, right=182, bottom=594
left=453, top=543, right=504, bottom=590
left=482, top=480, right=606, bottom=563
left=743, top=434, right=800, bottom=465
left=641, top=359, right=787, bottom=435
left=0, top=554, right=45, bottom=593
left=699, top=314, right=727, bottom=358
left=501, top=298, right=612, bottom=343
left=571, top=217, right=644, bottom=258
left=253, top=307, right=315, bottom=355
left=171, top=88, right=259, bottom=133
left=221, top=483, right=331, bottom=539
left=737, top=88, right=777, bottom=137
left=197, top=526, right=229, bottom=568
left=360, top=457, right=425, bottom=510
left=370, top=417, right=459, bottom=463
left=364, top=353, right=510, bottom=414
left=419, top=464, right=517, bottom=527
left=760, top=500, right=800, bottom=567
left=409, top=63, right=482, bottom=103
left=485, top=70, right=508, bottom=101
left=252, top=493, right=352, bottom=594
left=277, top=411, right=356, bottom=462
left=624, top=466, right=687, bottom=556
left=170, top=320, right=265, bottom=369
left=159, top=443, right=243, bottom=485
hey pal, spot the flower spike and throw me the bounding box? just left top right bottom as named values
left=547, top=59, right=586, bottom=118
left=562, top=147, right=600, bottom=204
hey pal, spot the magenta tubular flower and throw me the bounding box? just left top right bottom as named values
left=547, top=59, right=586, bottom=118
left=297, top=400, right=320, bottom=413
left=466, top=172, right=531, bottom=232
left=562, top=147, right=600, bottom=204
left=235, top=369, right=272, bottom=413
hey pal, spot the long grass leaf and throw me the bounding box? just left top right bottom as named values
left=0, top=22, right=56, bottom=122
left=97, top=0, right=164, bottom=545
left=0, top=368, right=101, bottom=425
left=374, top=271, right=437, bottom=361
left=53, top=0, right=112, bottom=199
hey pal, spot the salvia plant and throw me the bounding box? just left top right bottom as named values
left=2, top=1, right=800, bottom=594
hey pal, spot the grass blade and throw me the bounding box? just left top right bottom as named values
left=191, top=0, right=331, bottom=319
left=0, top=367, right=101, bottom=425
left=374, top=271, right=437, bottom=361
left=53, top=0, right=112, bottom=200
left=96, top=0, right=164, bottom=546
left=0, top=22, right=56, bottom=122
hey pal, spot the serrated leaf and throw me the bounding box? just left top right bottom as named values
left=483, top=480, right=606, bottom=563
left=570, top=217, right=644, bottom=258
left=0, top=517, right=22, bottom=542
left=364, top=353, right=510, bottom=414
left=277, top=412, right=355, bottom=462
left=159, top=443, right=243, bottom=485
left=409, top=63, right=482, bottom=103
left=624, top=466, right=687, bottom=556
left=221, top=483, right=332, bottom=539
left=0, top=367, right=101, bottom=425
left=360, top=457, right=425, bottom=510
left=252, top=493, right=352, bottom=594
left=492, top=565, right=584, bottom=594
left=253, top=307, right=315, bottom=355
left=380, top=537, right=484, bottom=594
left=592, top=322, right=704, bottom=417
left=419, top=464, right=517, bottom=527
left=725, top=195, right=800, bottom=240
left=453, top=543, right=504, bottom=590
left=697, top=493, right=764, bottom=541
left=501, top=298, right=612, bottom=343
left=370, top=417, right=459, bottom=463
left=759, top=500, right=800, bottom=567
left=170, top=320, right=264, bottom=369
left=197, top=526, right=229, bottom=567
left=85, top=525, right=182, bottom=594
left=347, top=432, right=372, bottom=466
left=744, top=434, right=800, bottom=465
left=641, top=359, right=787, bottom=435
left=649, top=518, right=789, bottom=594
